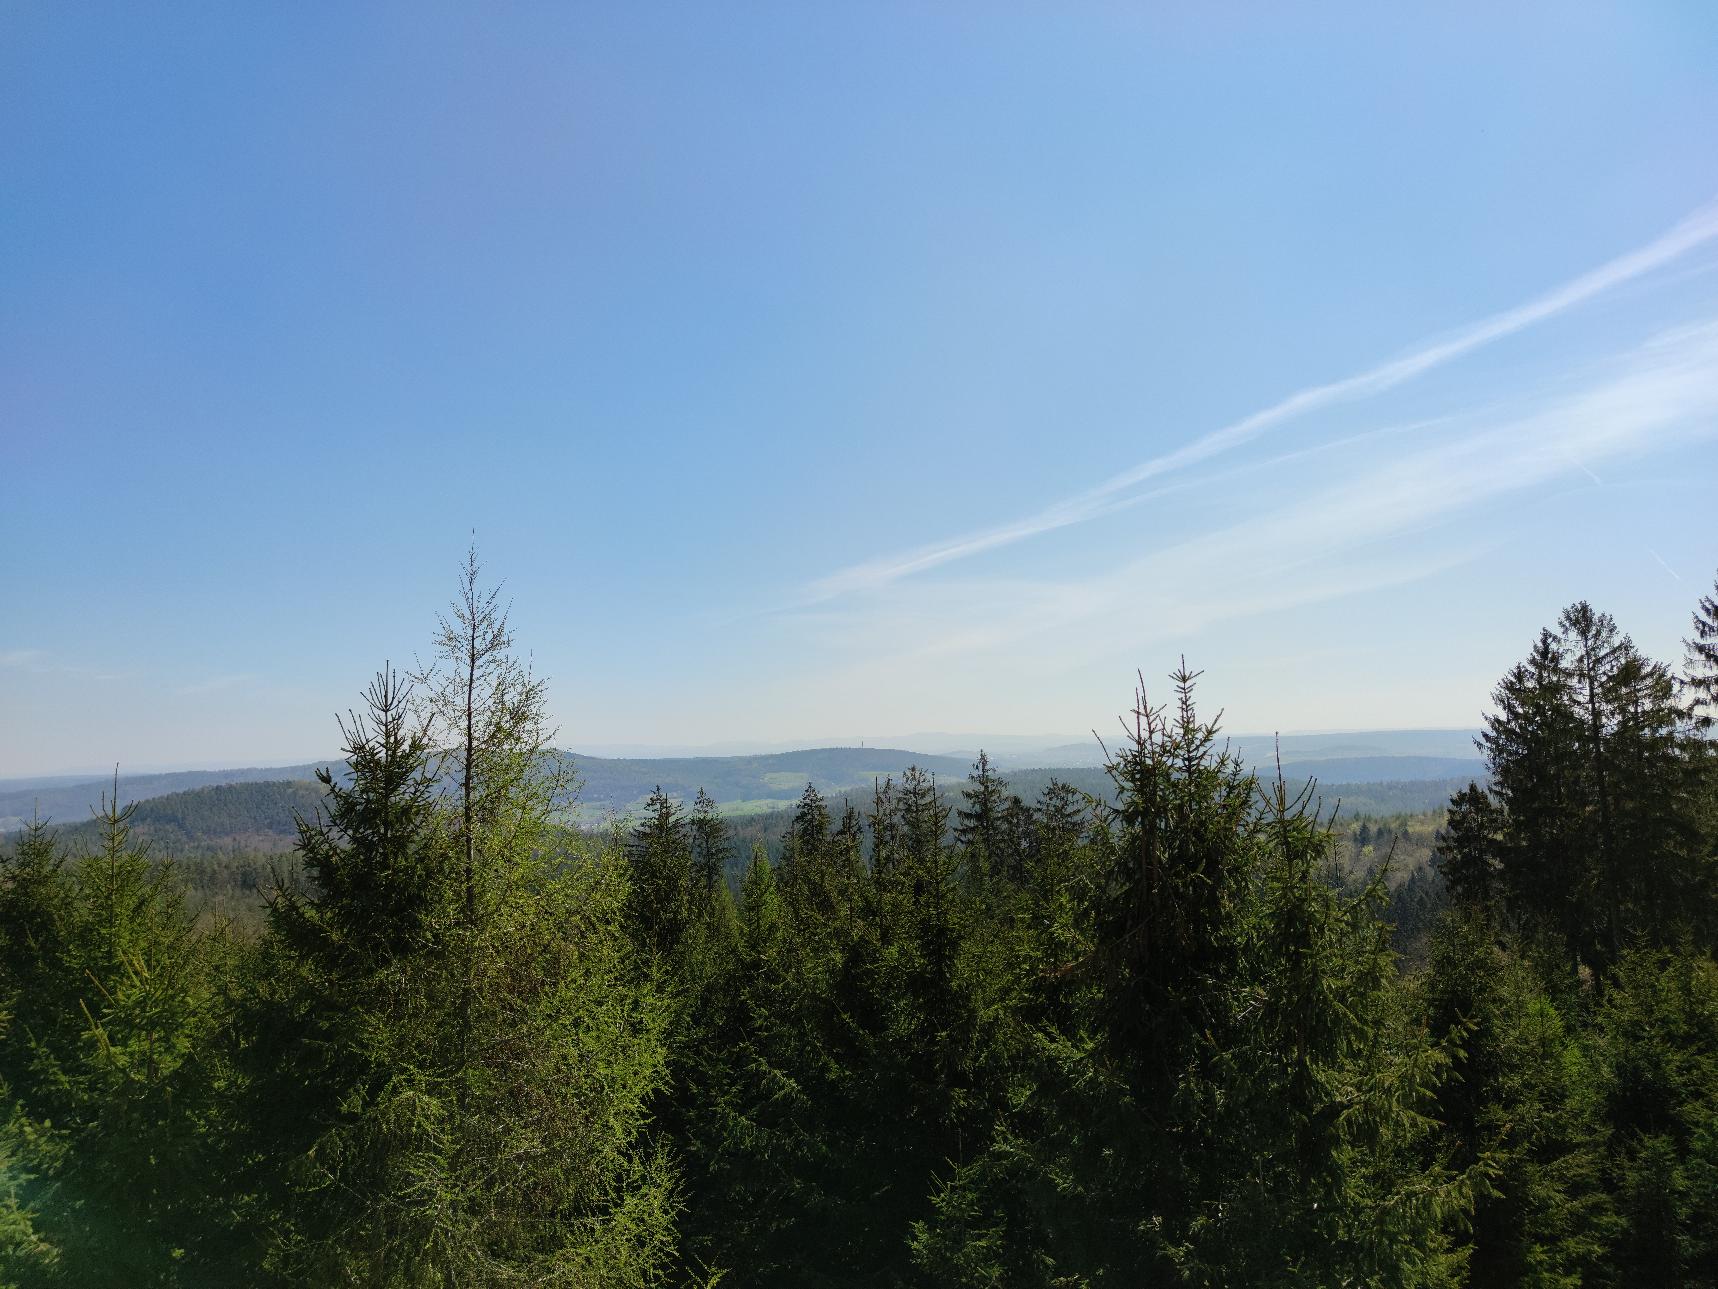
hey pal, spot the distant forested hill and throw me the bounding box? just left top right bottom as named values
left=2, top=744, right=1479, bottom=840
left=3, top=759, right=1468, bottom=899
left=0, top=763, right=328, bottom=832
left=559, top=746, right=975, bottom=816
left=36, top=779, right=329, bottom=857
left=569, top=751, right=1478, bottom=822
left=0, top=749, right=982, bottom=832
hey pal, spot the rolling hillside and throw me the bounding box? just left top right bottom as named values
left=36, top=779, right=331, bottom=857
left=1, top=748, right=980, bottom=832
left=2, top=736, right=1481, bottom=842
left=0, top=763, right=329, bottom=833
left=561, top=746, right=975, bottom=817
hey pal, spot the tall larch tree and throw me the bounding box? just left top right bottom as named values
left=258, top=548, right=677, bottom=1286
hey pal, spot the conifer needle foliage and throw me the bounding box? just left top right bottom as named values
left=3, top=561, right=1717, bottom=1285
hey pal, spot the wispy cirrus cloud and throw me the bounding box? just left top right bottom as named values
left=795, top=318, right=1718, bottom=676
left=807, top=196, right=1718, bottom=603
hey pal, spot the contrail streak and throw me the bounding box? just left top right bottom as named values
left=1648, top=548, right=1682, bottom=581
left=810, top=196, right=1718, bottom=601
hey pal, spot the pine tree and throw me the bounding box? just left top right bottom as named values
left=777, top=783, right=832, bottom=928
left=891, top=767, right=961, bottom=1028
left=1685, top=568, right=1718, bottom=728
left=1198, top=776, right=1468, bottom=1285
left=1477, top=603, right=1709, bottom=969
left=0, top=812, right=72, bottom=1103
left=1019, top=780, right=1092, bottom=998
left=1587, top=948, right=1718, bottom=1282
left=688, top=788, right=730, bottom=897
left=0, top=1084, right=58, bottom=1285
left=915, top=669, right=1469, bottom=1285
left=955, top=751, right=1011, bottom=882
left=1437, top=781, right=1504, bottom=912
left=674, top=845, right=826, bottom=1284
left=236, top=665, right=447, bottom=1268
left=626, top=786, right=693, bottom=960
left=1481, top=627, right=1588, bottom=956
left=0, top=814, right=67, bottom=1285
left=24, top=780, right=218, bottom=1282
left=865, top=775, right=902, bottom=942
left=261, top=551, right=676, bottom=1285
left=1419, top=914, right=1610, bottom=1286
left=1602, top=639, right=1709, bottom=948
left=829, top=801, right=867, bottom=943
left=272, top=665, right=442, bottom=971
left=1089, top=667, right=1252, bottom=1088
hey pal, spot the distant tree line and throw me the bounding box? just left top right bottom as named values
left=3, top=552, right=1717, bottom=1286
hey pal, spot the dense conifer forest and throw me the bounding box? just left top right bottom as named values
left=4, top=556, right=1718, bottom=1286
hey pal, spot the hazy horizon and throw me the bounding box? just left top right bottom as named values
left=4, top=723, right=1490, bottom=784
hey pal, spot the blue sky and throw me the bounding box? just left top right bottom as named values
left=5, top=3, right=1718, bottom=776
